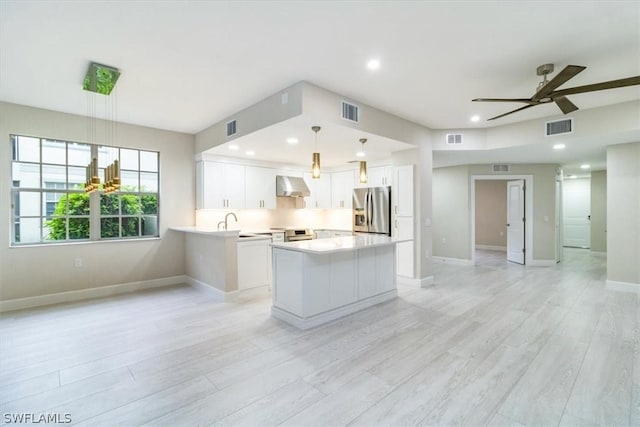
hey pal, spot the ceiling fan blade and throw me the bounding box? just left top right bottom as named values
left=472, top=98, right=535, bottom=104
left=554, top=96, right=579, bottom=114
left=487, top=104, right=536, bottom=121
left=532, top=65, right=586, bottom=101
left=550, top=76, right=640, bottom=97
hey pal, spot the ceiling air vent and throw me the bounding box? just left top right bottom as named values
left=446, top=133, right=463, bottom=145
left=226, top=120, right=237, bottom=137
left=545, top=118, right=573, bottom=136
left=341, top=101, right=359, bottom=123
left=492, top=164, right=510, bottom=173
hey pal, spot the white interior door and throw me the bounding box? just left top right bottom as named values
left=507, top=180, right=525, bottom=264
left=563, top=178, right=591, bottom=248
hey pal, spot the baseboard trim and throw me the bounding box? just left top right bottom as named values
left=475, top=245, right=507, bottom=252
left=606, top=280, right=640, bottom=293
left=185, top=276, right=226, bottom=302
left=527, top=260, right=557, bottom=267
left=185, top=276, right=270, bottom=302
left=432, top=256, right=474, bottom=266
left=0, top=275, right=187, bottom=313
left=271, top=289, right=397, bottom=330
left=397, top=275, right=434, bottom=288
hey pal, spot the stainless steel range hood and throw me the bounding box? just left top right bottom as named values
left=276, top=175, right=310, bottom=197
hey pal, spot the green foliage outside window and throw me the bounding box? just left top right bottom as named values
left=46, top=192, right=158, bottom=240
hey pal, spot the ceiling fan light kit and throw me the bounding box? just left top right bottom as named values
left=473, top=64, right=640, bottom=121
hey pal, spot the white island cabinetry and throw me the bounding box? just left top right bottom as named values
left=271, top=235, right=402, bottom=329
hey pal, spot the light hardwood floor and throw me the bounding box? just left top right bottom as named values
left=1, top=248, right=637, bottom=426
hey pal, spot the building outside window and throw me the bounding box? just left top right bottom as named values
left=10, top=135, right=159, bottom=245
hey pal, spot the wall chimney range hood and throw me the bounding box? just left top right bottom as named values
left=276, top=175, right=310, bottom=197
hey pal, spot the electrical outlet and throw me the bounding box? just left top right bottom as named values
left=74, top=258, right=83, bottom=268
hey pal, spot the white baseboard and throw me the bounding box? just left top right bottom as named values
left=271, top=289, right=397, bottom=330
left=606, top=280, right=640, bottom=293
left=432, top=256, right=474, bottom=266
left=397, top=275, right=434, bottom=288
left=0, top=275, right=187, bottom=313
left=185, top=276, right=270, bottom=302
left=475, top=245, right=507, bottom=252
left=185, top=276, right=226, bottom=302
left=527, top=260, right=557, bottom=267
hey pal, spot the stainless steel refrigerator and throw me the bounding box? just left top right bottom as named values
left=353, top=186, right=391, bottom=235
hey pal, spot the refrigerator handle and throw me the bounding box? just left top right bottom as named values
left=368, top=191, right=373, bottom=228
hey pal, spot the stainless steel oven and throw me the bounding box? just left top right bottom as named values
left=284, top=229, right=314, bottom=242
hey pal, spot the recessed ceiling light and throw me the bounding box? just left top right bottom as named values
left=366, top=59, right=380, bottom=71
left=580, top=164, right=591, bottom=169
left=470, top=115, right=480, bottom=122
left=553, top=144, right=566, bottom=150
left=356, top=151, right=366, bottom=157
left=568, top=175, right=577, bottom=179
left=245, top=150, right=255, bottom=156
left=286, top=138, right=298, bottom=144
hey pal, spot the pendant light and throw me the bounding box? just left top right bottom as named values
left=311, top=126, right=321, bottom=179
left=358, top=138, right=367, bottom=183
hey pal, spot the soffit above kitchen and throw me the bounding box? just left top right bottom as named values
left=203, top=114, right=414, bottom=168
left=0, top=1, right=638, bottom=134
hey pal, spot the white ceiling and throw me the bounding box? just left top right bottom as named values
left=1, top=1, right=639, bottom=172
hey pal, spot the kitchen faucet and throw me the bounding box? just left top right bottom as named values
left=224, top=212, right=238, bottom=230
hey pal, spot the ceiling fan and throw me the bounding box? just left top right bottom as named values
left=472, top=63, right=640, bottom=121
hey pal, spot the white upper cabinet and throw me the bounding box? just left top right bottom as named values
left=304, top=172, right=332, bottom=209
left=365, top=165, right=392, bottom=187
left=331, top=170, right=355, bottom=209
left=245, top=166, right=276, bottom=209
left=202, top=161, right=245, bottom=209
left=393, top=165, right=414, bottom=217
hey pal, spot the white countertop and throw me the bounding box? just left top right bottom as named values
left=271, top=235, right=408, bottom=254
left=170, top=226, right=237, bottom=236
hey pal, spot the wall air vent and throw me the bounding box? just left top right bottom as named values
left=446, top=133, right=463, bottom=145
left=341, top=101, right=359, bottom=123
left=545, top=118, right=573, bottom=136
left=492, top=164, right=510, bottom=173
left=226, top=120, right=237, bottom=137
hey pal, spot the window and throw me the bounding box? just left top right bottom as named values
left=10, top=135, right=160, bottom=245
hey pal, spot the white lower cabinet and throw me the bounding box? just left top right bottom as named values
left=358, top=245, right=396, bottom=299
left=237, top=239, right=271, bottom=290
left=395, top=217, right=414, bottom=278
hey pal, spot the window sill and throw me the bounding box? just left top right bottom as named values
left=9, top=237, right=161, bottom=249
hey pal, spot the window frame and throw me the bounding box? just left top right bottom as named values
left=9, top=134, right=160, bottom=246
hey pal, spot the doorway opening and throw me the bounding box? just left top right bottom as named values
left=471, top=175, right=534, bottom=266
left=562, top=177, right=591, bottom=249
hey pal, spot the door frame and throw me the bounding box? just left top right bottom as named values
left=471, top=174, right=534, bottom=265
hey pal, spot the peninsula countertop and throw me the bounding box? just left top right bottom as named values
left=271, top=235, right=409, bottom=254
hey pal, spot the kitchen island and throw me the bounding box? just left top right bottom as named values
left=270, top=235, right=404, bottom=329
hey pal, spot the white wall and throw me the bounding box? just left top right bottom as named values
left=433, top=165, right=470, bottom=259
left=590, top=171, right=607, bottom=252
left=433, top=163, right=558, bottom=262
left=607, top=142, right=640, bottom=287
left=0, top=102, right=195, bottom=301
